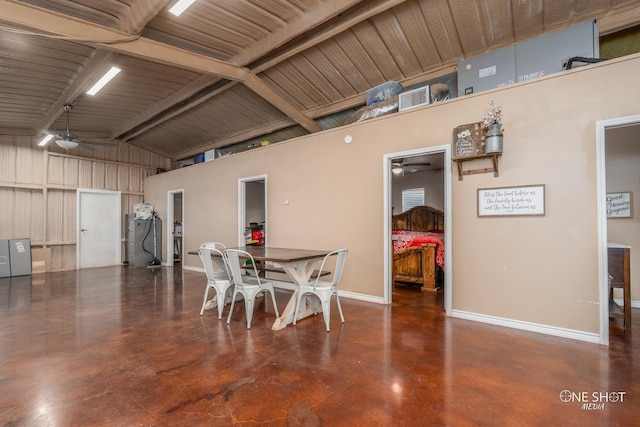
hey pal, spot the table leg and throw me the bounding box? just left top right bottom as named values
left=271, top=260, right=320, bottom=330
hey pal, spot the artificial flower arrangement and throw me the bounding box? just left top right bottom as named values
left=483, top=100, right=503, bottom=130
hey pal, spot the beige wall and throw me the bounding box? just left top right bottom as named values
left=145, top=54, right=640, bottom=336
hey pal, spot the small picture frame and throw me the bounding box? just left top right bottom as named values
left=606, top=192, right=632, bottom=218
left=453, top=122, right=484, bottom=158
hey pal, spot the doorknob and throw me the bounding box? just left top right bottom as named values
left=80, top=228, right=88, bottom=232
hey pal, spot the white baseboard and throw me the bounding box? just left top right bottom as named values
left=451, top=310, right=601, bottom=344
left=182, top=265, right=204, bottom=273
left=179, top=267, right=384, bottom=304
left=613, top=298, right=640, bottom=308
left=339, top=290, right=384, bottom=304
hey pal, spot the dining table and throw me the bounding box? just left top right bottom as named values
left=191, top=246, right=333, bottom=330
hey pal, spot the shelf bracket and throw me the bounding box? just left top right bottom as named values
left=452, top=153, right=501, bottom=180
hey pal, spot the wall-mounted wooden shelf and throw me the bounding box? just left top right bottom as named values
left=453, top=153, right=501, bottom=180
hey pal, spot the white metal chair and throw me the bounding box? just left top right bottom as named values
left=197, top=247, right=233, bottom=319
left=293, top=249, right=348, bottom=332
left=224, top=249, right=280, bottom=329
left=200, top=241, right=226, bottom=250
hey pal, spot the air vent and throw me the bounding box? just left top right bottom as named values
left=398, top=86, right=430, bottom=111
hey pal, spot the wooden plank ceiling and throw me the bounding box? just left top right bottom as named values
left=1, top=0, right=639, bottom=161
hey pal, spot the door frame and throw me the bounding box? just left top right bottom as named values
left=596, top=113, right=640, bottom=345
left=238, top=174, right=267, bottom=246
left=166, top=189, right=184, bottom=266
left=383, top=144, right=452, bottom=313
left=76, top=189, right=121, bottom=269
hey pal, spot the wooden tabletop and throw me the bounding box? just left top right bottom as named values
left=189, top=246, right=331, bottom=263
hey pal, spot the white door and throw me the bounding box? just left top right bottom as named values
left=77, top=190, right=121, bottom=268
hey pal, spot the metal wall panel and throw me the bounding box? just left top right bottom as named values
left=1, top=136, right=169, bottom=271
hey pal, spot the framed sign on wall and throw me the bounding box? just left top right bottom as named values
left=606, top=192, right=632, bottom=218
left=453, top=122, right=484, bottom=158
left=478, top=185, right=545, bottom=217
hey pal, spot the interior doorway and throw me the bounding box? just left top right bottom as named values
left=596, top=115, right=640, bottom=345
left=166, top=190, right=184, bottom=266
left=383, top=145, right=452, bottom=314
left=238, top=175, right=267, bottom=246
left=77, top=189, right=121, bottom=269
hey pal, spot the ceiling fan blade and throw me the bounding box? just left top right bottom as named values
left=79, top=140, right=117, bottom=147
left=403, top=162, right=431, bottom=167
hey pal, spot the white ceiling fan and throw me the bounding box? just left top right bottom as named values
left=54, top=104, right=116, bottom=150
left=391, top=159, right=432, bottom=175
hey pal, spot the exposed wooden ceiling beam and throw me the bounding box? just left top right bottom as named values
left=1, top=0, right=248, bottom=81
left=112, top=75, right=227, bottom=140
left=118, top=1, right=370, bottom=142
left=243, top=73, right=322, bottom=133
left=35, top=50, right=119, bottom=136
left=250, top=0, right=408, bottom=74
left=1, top=0, right=324, bottom=141
left=121, top=0, right=173, bottom=34
left=233, top=0, right=371, bottom=66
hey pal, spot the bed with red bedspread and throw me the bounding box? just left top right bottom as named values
left=392, top=206, right=444, bottom=291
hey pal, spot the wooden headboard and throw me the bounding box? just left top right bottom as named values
left=392, top=205, right=444, bottom=232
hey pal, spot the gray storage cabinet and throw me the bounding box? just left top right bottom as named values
left=9, top=238, right=32, bottom=276
left=0, top=240, right=10, bottom=278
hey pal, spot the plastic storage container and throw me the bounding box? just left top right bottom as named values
left=365, top=81, right=402, bottom=105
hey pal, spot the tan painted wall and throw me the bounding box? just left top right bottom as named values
left=145, top=54, right=640, bottom=335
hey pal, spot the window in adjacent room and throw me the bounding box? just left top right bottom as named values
left=402, top=188, right=424, bottom=212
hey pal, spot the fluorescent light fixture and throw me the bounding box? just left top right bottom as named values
left=86, top=66, right=121, bottom=96
left=169, top=0, right=197, bottom=16
left=38, top=134, right=54, bottom=146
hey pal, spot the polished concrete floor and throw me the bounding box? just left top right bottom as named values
left=0, top=266, right=638, bottom=426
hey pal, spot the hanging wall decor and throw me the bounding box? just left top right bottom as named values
left=483, top=101, right=503, bottom=154
left=453, top=122, right=484, bottom=158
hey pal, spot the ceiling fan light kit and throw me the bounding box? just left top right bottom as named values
left=47, top=104, right=116, bottom=151
left=55, top=139, right=80, bottom=150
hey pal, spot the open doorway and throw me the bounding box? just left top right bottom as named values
left=596, top=115, right=640, bottom=345
left=384, top=145, right=452, bottom=314
left=238, top=175, right=267, bottom=246
left=166, top=190, right=184, bottom=266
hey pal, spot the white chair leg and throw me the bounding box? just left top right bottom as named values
left=244, top=290, right=256, bottom=329
left=321, top=295, right=331, bottom=332
left=215, top=288, right=226, bottom=319
left=227, top=289, right=239, bottom=324
left=335, top=292, right=345, bottom=324
left=200, top=285, right=211, bottom=316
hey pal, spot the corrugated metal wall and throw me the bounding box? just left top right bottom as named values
left=0, top=136, right=172, bottom=271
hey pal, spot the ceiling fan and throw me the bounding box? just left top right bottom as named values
left=54, top=104, right=116, bottom=150
left=391, top=159, right=431, bottom=175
